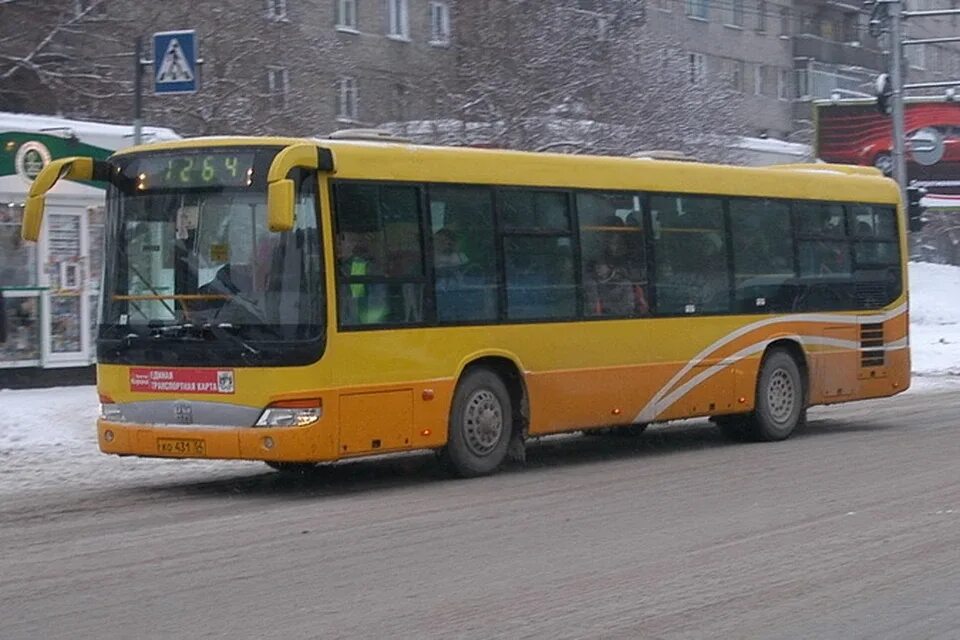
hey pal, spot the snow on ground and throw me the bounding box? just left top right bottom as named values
left=908, top=261, right=960, bottom=379
left=1, top=261, right=959, bottom=493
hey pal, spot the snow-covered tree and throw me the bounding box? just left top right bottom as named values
left=391, top=0, right=747, bottom=161
left=0, top=0, right=129, bottom=114
left=0, top=0, right=353, bottom=136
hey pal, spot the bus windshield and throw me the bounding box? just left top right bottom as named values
left=99, top=148, right=323, bottom=366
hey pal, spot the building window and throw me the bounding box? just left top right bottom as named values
left=780, top=7, right=790, bottom=36
left=266, top=0, right=288, bottom=20
left=778, top=68, right=791, bottom=100
left=757, top=0, right=767, bottom=31
left=730, top=0, right=744, bottom=26
left=429, top=2, right=451, bottom=45
left=267, top=66, right=289, bottom=111
left=686, top=0, right=708, bottom=20
left=338, top=76, right=358, bottom=121
left=689, top=52, right=707, bottom=84
left=732, top=60, right=745, bottom=91
left=755, top=64, right=766, bottom=95
left=388, top=0, right=409, bottom=38
left=841, top=11, right=859, bottom=42
left=336, top=0, right=357, bottom=29
left=906, top=43, right=926, bottom=70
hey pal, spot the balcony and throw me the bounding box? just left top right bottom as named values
left=792, top=33, right=884, bottom=70
left=794, top=60, right=876, bottom=101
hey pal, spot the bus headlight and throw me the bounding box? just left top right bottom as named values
left=99, top=394, right=123, bottom=421
left=255, top=399, right=322, bottom=427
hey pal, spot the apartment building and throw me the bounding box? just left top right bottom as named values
left=0, top=0, right=459, bottom=137
left=655, top=0, right=960, bottom=142
left=3, top=0, right=960, bottom=146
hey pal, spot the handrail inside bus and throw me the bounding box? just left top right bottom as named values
left=266, top=143, right=334, bottom=233
left=22, top=156, right=109, bottom=242
left=111, top=294, right=232, bottom=302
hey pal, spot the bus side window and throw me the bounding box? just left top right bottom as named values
left=729, top=198, right=794, bottom=313
left=795, top=202, right=854, bottom=311
left=428, top=186, right=497, bottom=323
left=849, top=205, right=902, bottom=309
left=576, top=192, right=649, bottom=318
left=333, top=182, right=425, bottom=327
left=499, top=189, right=576, bottom=320
left=650, top=195, right=729, bottom=315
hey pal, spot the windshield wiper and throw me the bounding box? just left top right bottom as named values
left=147, top=322, right=261, bottom=360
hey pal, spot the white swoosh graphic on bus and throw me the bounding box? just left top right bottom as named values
left=633, top=303, right=908, bottom=423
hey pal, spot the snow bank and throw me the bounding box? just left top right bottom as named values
left=908, top=261, right=960, bottom=377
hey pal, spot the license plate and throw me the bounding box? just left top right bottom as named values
left=157, top=438, right=206, bottom=456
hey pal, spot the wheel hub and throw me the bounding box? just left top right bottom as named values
left=766, top=368, right=795, bottom=424
left=463, top=389, right=503, bottom=457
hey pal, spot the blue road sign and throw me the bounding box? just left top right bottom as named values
left=153, top=30, right=198, bottom=95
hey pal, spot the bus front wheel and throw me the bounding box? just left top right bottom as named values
left=443, top=368, right=513, bottom=478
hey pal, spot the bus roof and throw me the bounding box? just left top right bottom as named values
left=111, top=135, right=901, bottom=205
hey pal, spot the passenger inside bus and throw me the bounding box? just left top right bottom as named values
left=583, top=215, right=649, bottom=317
left=434, top=228, right=469, bottom=270
left=337, top=230, right=388, bottom=325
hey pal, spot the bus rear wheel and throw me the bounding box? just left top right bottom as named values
left=725, top=348, right=805, bottom=442
left=442, top=368, right=513, bottom=478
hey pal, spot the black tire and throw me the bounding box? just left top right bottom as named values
left=712, top=414, right=753, bottom=441
left=265, top=461, right=319, bottom=474
left=442, top=368, right=513, bottom=478
left=746, top=348, right=806, bottom=442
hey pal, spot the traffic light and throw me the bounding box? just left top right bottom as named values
left=906, top=185, right=927, bottom=232
left=875, top=73, right=892, bottom=115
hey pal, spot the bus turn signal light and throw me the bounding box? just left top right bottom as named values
left=256, top=399, right=323, bottom=427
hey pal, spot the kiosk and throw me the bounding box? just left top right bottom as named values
left=0, top=112, right=178, bottom=371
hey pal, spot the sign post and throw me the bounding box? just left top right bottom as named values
left=132, top=30, right=200, bottom=146
left=153, top=30, right=199, bottom=95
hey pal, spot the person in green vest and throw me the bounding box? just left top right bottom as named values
left=337, top=231, right=388, bottom=325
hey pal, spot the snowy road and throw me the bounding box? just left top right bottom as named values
left=1, top=388, right=959, bottom=640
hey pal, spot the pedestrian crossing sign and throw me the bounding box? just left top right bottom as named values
left=153, top=30, right=198, bottom=95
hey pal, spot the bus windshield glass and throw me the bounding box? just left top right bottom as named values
left=99, top=147, right=323, bottom=366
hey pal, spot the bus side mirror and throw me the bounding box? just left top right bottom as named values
left=265, top=144, right=333, bottom=233
left=22, top=157, right=98, bottom=242
left=268, top=180, right=296, bottom=232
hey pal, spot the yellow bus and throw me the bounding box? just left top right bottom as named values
left=21, top=137, right=908, bottom=477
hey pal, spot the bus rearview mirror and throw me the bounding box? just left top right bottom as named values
left=267, top=180, right=295, bottom=233
left=265, top=143, right=331, bottom=234
left=21, top=157, right=97, bottom=242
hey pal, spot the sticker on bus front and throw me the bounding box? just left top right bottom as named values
left=130, top=368, right=235, bottom=394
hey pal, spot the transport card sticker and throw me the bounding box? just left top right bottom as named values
left=130, top=368, right=235, bottom=394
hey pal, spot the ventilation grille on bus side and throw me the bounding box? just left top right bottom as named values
left=860, top=322, right=885, bottom=368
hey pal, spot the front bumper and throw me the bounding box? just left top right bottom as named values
left=97, top=419, right=338, bottom=462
